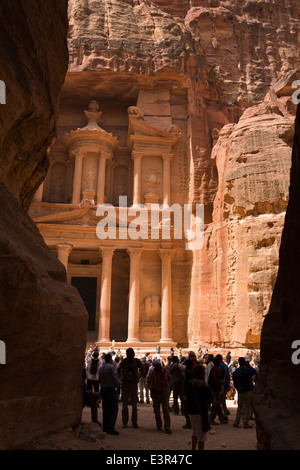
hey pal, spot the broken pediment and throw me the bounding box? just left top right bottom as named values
left=34, top=208, right=100, bottom=227
left=127, top=106, right=181, bottom=150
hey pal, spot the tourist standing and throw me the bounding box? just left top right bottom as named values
left=204, top=355, right=214, bottom=383
left=182, top=359, right=194, bottom=429
left=216, top=354, right=231, bottom=420
left=119, top=348, right=142, bottom=429
left=186, top=364, right=213, bottom=450
left=147, top=358, right=172, bottom=434
left=232, top=357, right=256, bottom=428
left=225, top=351, right=231, bottom=365
left=208, top=356, right=227, bottom=424
left=139, top=355, right=150, bottom=404
left=169, top=356, right=185, bottom=415
left=86, top=349, right=101, bottom=393
left=99, top=353, right=121, bottom=435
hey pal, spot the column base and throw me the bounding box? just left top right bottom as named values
left=94, top=340, right=178, bottom=357
left=159, top=339, right=176, bottom=346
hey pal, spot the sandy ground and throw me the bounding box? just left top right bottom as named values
left=26, top=398, right=257, bottom=451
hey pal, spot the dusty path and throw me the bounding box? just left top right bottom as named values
left=83, top=399, right=257, bottom=451
left=26, top=399, right=257, bottom=451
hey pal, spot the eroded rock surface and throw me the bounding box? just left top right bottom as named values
left=154, top=0, right=300, bottom=107
left=0, top=1, right=69, bottom=210
left=0, top=1, right=88, bottom=450
left=188, top=97, right=294, bottom=350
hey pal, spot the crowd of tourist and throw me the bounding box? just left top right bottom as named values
left=82, top=345, right=260, bottom=450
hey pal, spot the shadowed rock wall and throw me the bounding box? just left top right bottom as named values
left=252, top=104, right=300, bottom=450
left=0, top=0, right=88, bottom=450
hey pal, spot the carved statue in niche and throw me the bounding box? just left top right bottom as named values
left=144, top=294, right=161, bottom=322
left=51, top=177, right=65, bottom=202
left=83, top=169, right=96, bottom=192
left=144, top=169, right=161, bottom=204
left=118, top=168, right=128, bottom=196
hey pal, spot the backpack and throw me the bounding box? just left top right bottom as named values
left=120, top=358, right=140, bottom=383
left=170, top=363, right=184, bottom=383
left=208, top=366, right=222, bottom=391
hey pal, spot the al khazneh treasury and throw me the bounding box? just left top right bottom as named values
left=29, top=88, right=193, bottom=352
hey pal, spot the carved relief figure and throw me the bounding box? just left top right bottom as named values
left=83, top=169, right=96, bottom=191
left=144, top=169, right=161, bottom=204
left=146, top=170, right=160, bottom=193
left=52, top=178, right=64, bottom=201
left=144, top=294, right=161, bottom=322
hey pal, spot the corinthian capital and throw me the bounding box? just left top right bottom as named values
left=57, top=244, right=73, bottom=256
left=162, top=153, right=173, bottom=161
left=158, top=249, right=175, bottom=260
left=132, top=151, right=143, bottom=160
left=99, top=246, right=115, bottom=258
left=127, top=247, right=143, bottom=258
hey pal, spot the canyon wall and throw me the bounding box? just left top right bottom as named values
left=252, top=104, right=300, bottom=450
left=0, top=1, right=88, bottom=449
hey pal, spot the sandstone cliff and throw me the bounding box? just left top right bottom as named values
left=0, top=1, right=88, bottom=449
left=154, top=0, right=300, bottom=107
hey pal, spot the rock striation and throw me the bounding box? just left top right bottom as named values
left=0, top=1, right=88, bottom=449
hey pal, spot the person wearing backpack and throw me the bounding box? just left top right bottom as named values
left=118, top=348, right=142, bottom=429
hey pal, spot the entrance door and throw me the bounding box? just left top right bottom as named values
left=71, top=277, right=97, bottom=331
left=110, top=251, right=129, bottom=342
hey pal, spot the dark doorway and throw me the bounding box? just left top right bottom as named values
left=71, top=277, right=97, bottom=331
left=110, top=251, right=130, bottom=342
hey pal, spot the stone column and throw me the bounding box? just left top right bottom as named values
left=162, top=153, right=173, bottom=207
left=97, top=152, right=109, bottom=205
left=127, top=247, right=143, bottom=342
left=57, top=244, right=73, bottom=272
left=132, top=151, right=143, bottom=206
left=72, top=150, right=84, bottom=204
left=33, top=182, right=44, bottom=202
left=159, top=249, right=174, bottom=343
left=98, top=247, right=115, bottom=342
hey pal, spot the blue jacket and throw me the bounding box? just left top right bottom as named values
left=232, top=365, right=256, bottom=393
left=220, top=362, right=230, bottom=391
